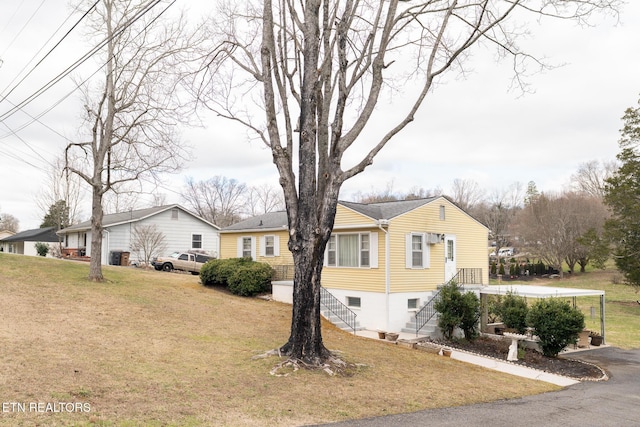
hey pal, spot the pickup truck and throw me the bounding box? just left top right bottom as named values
left=152, top=252, right=213, bottom=274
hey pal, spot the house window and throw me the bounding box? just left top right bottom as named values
left=171, top=208, right=179, bottom=220
left=192, top=234, right=202, bottom=249
left=346, top=296, right=361, bottom=309
left=439, top=205, right=446, bottom=220
left=242, top=237, right=252, bottom=258
left=264, top=236, right=275, bottom=256
left=412, top=234, right=423, bottom=268
left=408, top=298, right=419, bottom=310
left=327, top=233, right=371, bottom=268
left=405, top=233, right=430, bottom=269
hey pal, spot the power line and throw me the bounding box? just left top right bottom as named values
left=0, top=0, right=166, bottom=124
left=0, top=0, right=100, bottom=104
left=0, top=0, right=46, bottom=58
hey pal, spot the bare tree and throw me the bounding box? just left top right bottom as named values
left=514, top=191, right=608, bottom=276
left=181, top=176, right=247, bottom=227
left=197, top=0, right=620, bottom=366
left=131, top=224, right=167, bottom=268
left=476, top=183, right=525, bottom=254
left=571, top=159, right=619, bottom=198
left=0, top=211, right=19, bottom=232
left=245, top=183, right=285, bottom=216
left=449, top=178, right=485, bottom=212
left=65, top=0, right=196, bottom=281
left=37, top=156, right=84, bottom=225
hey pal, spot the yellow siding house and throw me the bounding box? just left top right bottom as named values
left=220, top=197, right=488, bottom=334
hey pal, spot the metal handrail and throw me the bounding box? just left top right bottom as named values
left=414, top=269, right=477, bottom=336
left=320, top=287, right=357, bottom=334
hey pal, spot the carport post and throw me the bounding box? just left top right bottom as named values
left=600, top=294, right=606, bottom=344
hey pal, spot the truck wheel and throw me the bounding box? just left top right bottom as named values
left=162, top=263, right=173, bottom=272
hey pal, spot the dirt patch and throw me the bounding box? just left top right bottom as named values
left=432, top=336, right=606, bottom=381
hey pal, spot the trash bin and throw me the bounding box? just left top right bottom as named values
left=109, top=251, right=122, bottom=265
left=120, top=252, right=130, bottom=267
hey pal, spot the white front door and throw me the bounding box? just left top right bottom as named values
left=444, top=235, right=456, bottom=282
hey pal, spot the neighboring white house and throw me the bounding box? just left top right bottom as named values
left=0, top=227, right=59, bottom=256
left=57, top=205, right=220, bottom=265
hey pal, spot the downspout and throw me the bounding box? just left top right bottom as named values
left=377, top=220, right=390, bottom=331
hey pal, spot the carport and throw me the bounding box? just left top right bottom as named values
left=479, top=285, right=606, bottom=344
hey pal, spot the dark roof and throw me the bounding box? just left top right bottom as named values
left=339, top=197, right=439, bottom=220
left=58, top=204, right=219, bottom=234
left=222, top=197, right=452, bottom=231
left=0, top=227, right=59, bottom=243
left=222, top=211, right=288, bottom=232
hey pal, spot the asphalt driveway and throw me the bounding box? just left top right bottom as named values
left=314, top=347, right=640, bottom=427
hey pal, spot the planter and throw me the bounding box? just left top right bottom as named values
left=590, top=335, right=603, bottom=346
left=441, top=348, right=452, bottom=357
left=377, top=331, right=386, bottom=339
left=385, top=332, right=399, bottom=341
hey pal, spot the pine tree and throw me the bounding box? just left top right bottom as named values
left=604, top=98, right=640, bottom=289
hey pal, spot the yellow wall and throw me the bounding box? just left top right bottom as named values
left=220, top=198, right=488, bottom=294
left=322, top=197, right=488, bottom=293
left=219, top=229, right=293, bottom=266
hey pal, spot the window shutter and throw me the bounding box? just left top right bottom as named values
left=259, top=236, right=266, bottom=257
left=405, top=234, right=412, bottom=269
left=250, top=237, right=257, bottom=260
left=423, top=235, right=430, bottom=268
left=273, top=235, right=280, bottom=256
left=369, top=232, right=378, bottom=268
left=237, top=237, right=243, bottom=257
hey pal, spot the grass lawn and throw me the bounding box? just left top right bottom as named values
left=0, top=254, right=558, bottom=426
left=534, top=269, right=640, bottom=349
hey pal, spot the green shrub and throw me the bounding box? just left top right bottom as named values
left=200, top=258, right=253, bottom=286
left=459, top=291, right=481, bottom=340
left=526, top=298, right=585, bottom=357
left=34, top=242, right=49, bottom=257
left=227, top=263, right=274, bottom=296
left=434, top=282, right=480, bottom=341
left=495, top=291, right=529, bottom=334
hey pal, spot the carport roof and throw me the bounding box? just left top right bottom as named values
left=480, top=284, right=604, bottom=298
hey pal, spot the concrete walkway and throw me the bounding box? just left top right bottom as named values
left=313, top=346, right=640, bottom=427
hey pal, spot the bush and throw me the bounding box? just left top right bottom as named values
left=200, top=258, right=274, bottom=297
left=227, top=263, right=274, bottom=296
left=526, top=298, right=585, bottom=357
left=459, top=291, right=481, bottom=340
left=34, top=242, right=49, bottom=257
left=495, top=291, right=529, bottom=334
left=200, top=258, right=253, bottom=286
left=434, top=282, right=480, bottom=340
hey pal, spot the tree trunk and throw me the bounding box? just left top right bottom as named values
left=280, top=243, right=331, bottom=364
left=88, top=188, right=104, bottom=282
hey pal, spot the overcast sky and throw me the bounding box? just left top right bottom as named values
left=1, top=1, right=639, bottom=231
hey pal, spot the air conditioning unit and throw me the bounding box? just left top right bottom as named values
left=427, top=233, right=442, bottom=244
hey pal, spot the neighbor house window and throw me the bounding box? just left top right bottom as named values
left=192, top=234, right=202, bottom=249
left=264, top=236, right=274, bottom=256
left=242, top=237, right=252, bottom=258
left=171, top=208, right=179, bottom=220
left=439, top=205, right=446, bottom=220
left=408, top=298, right=419, bottom=310
left=346, top=296, right=361, bottom=309
left=326, top=233, right=373, bottom=268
